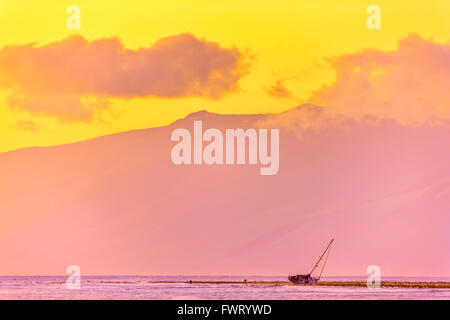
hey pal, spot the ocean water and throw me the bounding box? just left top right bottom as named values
left=0, top=276, right=449, bottom=300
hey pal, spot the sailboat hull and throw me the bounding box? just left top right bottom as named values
left=288, top=275, right=318, bottom=285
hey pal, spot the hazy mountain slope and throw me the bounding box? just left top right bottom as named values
left=0, top=106, right=449, bottom=276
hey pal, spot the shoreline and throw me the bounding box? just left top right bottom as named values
left=145, top=280, right=450, bottom=289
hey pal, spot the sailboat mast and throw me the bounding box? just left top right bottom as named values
left=309, top=239, right=334, bottom=275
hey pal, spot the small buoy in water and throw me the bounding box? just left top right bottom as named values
left=189, top=280, right=192, bottom=284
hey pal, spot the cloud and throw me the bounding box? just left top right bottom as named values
left=0, top=34, right=249, bottom=121
left=258, top=104, right=358, bottom=139
left=16, top=120, right=41, bottom=132
left=266, top=80, right=292, bottom=98
left=309, top=34, right=450, bottom=127
left=8, top=93, right=110, bottom=122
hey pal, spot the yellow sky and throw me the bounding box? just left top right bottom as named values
left=1, top=0, right=449, bottom=152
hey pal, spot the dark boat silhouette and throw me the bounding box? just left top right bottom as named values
left=288, top=239, right=334, bottom=285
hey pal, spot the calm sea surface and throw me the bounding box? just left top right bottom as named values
left=1, top=276, right=449, bottom=300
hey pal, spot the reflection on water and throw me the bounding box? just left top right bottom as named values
left=0, top=276, right=449, bottom=300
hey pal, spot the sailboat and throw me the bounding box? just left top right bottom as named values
left=288, top=239, right=334, bottom=285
